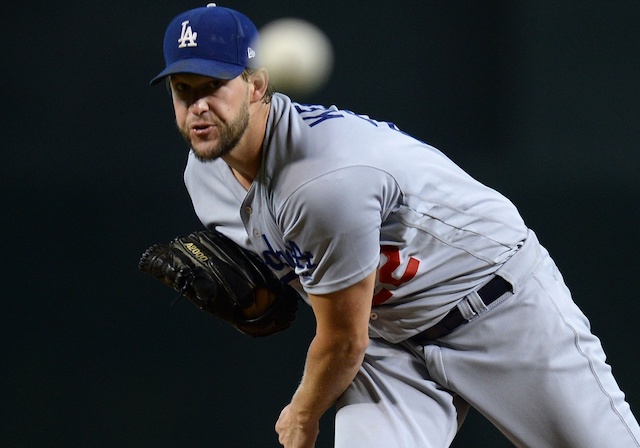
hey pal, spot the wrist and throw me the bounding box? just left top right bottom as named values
left=289, top=387, right=325, bottom=423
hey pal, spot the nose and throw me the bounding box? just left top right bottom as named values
left=191, top=96, right=210, bottom=115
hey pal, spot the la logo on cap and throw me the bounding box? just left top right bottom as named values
left=150, top=4, right=260, bottom=85
left=178, top=20, right=197, bottom=48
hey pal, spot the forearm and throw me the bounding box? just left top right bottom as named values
left=290, top=331, right=368, bottom=422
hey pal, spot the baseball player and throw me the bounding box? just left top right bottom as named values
left=148, top=4, right=640, bottom=447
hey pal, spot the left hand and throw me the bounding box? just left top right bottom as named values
left=275, top=403, right=320, bottom=448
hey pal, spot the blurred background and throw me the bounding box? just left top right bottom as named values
left=3, top=1, right=638, bottom=446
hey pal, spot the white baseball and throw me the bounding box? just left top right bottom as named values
left=258, top=18, right=334, bottom=97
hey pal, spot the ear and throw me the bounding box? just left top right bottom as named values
left=248, top=68, right=270, bottom=103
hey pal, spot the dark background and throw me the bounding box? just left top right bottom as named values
left=3, top=1, right=639, bottom=447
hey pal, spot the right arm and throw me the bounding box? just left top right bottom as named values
left=275, top=269, right=376, bottom=448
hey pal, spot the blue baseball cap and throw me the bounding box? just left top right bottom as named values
left=150, top=4, right=259, bottom=85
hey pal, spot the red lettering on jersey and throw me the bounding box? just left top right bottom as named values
left=373, top=245, right=420, bottom=306
left=372, top=288, right=393, bottom=306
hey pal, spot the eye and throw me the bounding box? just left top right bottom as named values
left=173, top=82, right=190, bottom=93
left=206, top=79, right=225, bottom=91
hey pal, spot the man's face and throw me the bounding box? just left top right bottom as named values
left=169, top=73, right=250, bottom=162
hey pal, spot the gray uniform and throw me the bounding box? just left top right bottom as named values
left=185, top=93, right=639, bottom=447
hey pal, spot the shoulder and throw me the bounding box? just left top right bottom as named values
left=273, top=164, right=401, bottom=233
left=269, top=93, right=416, bottom=148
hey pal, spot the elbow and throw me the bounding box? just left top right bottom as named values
left=353, top=333, right=369, bottom=356
left=315, top=329, right=369, bottom=363
left=339, top=331, right=369, bottom=364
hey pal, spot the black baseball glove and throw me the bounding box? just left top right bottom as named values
left=138, top=229, right=299, bottom=337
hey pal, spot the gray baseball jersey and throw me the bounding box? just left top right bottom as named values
left=185, top=93, right=527, bottom=342
left=183, top=93, right=640, bottom=447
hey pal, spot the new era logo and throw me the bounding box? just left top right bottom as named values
left=178, top=20, right=197, bottom=48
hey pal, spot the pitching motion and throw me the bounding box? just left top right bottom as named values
left=141, top=4, right=640, bottom=447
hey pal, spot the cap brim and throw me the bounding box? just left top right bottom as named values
left=150, top=58, right=246, bottom=85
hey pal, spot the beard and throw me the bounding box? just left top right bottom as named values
left=179, top=100, right=250, bottom=162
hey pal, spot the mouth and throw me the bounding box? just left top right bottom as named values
left=190, top=122, right=215, bottom=138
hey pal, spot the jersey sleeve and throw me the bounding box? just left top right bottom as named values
left=274, top=165, right=401, bottom=295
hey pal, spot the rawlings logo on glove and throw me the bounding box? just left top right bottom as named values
left=139, top=229, right=300, bottom=337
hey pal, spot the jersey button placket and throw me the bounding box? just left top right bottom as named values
left=241, top=197, right=262, bottom=241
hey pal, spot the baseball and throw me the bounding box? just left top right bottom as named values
left=258, top=18, right=334, bottom=97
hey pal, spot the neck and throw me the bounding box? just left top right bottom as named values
left=223, top=101, right=270, bottom=190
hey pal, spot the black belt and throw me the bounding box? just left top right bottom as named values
left=411, top=276, right=512, bottom=344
